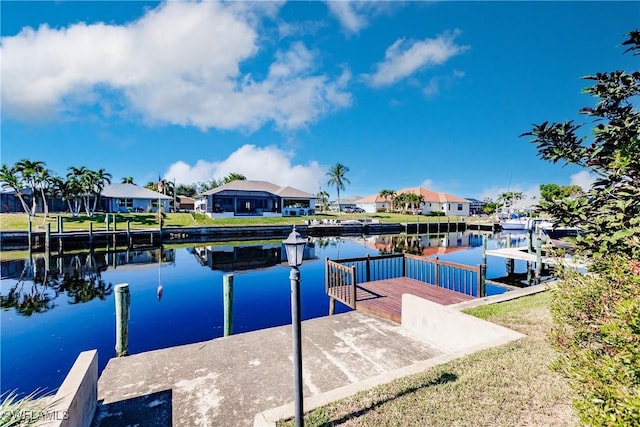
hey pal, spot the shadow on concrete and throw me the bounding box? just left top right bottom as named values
left=318, top=372, right=457, bottom=426
left=92, top=389, right=172, bottom=427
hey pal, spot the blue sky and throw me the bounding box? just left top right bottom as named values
left=1, top=1, right=638, bottom=201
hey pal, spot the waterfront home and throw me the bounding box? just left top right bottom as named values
left=195, top=180, right=316, bottom=218
left=101, top=183, right=171, bottom=213
left=175, top=195, right=195, bottom=212
left=465, top=198, right=486, bottom=215
left=357, top=187, right=471, bottom=216
left=355, top=194, right=393, bottom=213
left=1, top=188, right=66, bottom=213
left=329, top=196, right=361, bottom=212
left=398, top=187, right=471, bottom=216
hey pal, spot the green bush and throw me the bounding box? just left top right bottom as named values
left=549, top=256, right=640, bottom=426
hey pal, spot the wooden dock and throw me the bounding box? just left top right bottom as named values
left=485, top=246, right=587, bottom=269
left=354, top=277, right=474, bottom=323
left=325, top=253, right=481, bottom=324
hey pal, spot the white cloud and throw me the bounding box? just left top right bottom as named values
left=423, top=69, right=466, bottom=97
left=570, top=170, right=596, bottom=191
left=164, top=144, right=324, bottom=194
left=325, top=1, right=392, bottom=34
left=418, top=178, right=460, bottom=193
left=366, top=30, right=469, bottom=88
left=420, top=179, right=434, bottom=189
left=1, top=1, right=351, bottom=130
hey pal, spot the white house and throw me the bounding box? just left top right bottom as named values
left=101, top=183, right=171, bottom=213
left=355, top=194, right=392, bottom=213
left=357, top=187, right=471, bottom=216
left=195, top=180, right=316, bottom=218
left=397, top=187, right=471, bottom=216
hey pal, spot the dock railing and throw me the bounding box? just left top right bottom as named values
left=326, top=253, right=484, bottom=309
left=325, top=259, right=358, bottom=309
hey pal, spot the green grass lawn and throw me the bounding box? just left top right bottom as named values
left=0, top=212, right=471, bottom=232
left=279, top=291, right=577, bottom=426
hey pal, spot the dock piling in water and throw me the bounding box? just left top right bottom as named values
left=535, top=232, right=542, bottom=283
left=115, top=283, right=130, bottom=357
left=480, top=235, right=487, bottom=297
left=223, top=274, right=234, bottom=336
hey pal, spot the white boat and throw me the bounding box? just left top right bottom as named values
left=500, top=217, right=534, bottom=230
left=500, top=217, right=554, bottom=231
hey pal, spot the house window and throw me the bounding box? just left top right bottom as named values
left=117, top=198, right=133, bottom=208
left=457, top=204, right=463, bottom=211
left=245, top=201, right=251, bottom=210
left=283, top=199, right=310, bottom=208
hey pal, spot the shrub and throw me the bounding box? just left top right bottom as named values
left=549, top=256, right=640, bottom=426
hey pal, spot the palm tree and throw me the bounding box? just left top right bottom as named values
left=33, top=167, right=53, bottom=227
left=121, top=177, right=135, bottom=184
left=14, top=159, right=49, bottom=218
left=89, top=168, right=112, bottom=215
left=326, top=163, right=350, bottom=214
left=408, top=193, right=424, bottom=213
left=68, top=166, right=91, bottom=215
left=222, top=173, right=246, bottom=184
left=379, top=189, right=396, bottom=212
left=67, top=166, right=111, bottom=217
left=64, top=169, right=84, bottom=217
left=316, top=190, right=330, bottom=212
left=0, top=164, right=30, bottom=214
left=175, top=184, right=197, bottom=197
left=394, top=192, right=409, bottom=213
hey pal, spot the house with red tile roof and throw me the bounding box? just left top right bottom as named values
left=356, top=187, right=471, bottom=216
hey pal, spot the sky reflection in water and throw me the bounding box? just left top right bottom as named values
left=0, top=231, right=527, bottom=395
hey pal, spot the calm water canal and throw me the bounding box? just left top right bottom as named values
left=1, top=230, right=529, bottom=396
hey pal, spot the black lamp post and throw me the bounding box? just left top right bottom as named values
left=283, top=226, right=307, bottom=427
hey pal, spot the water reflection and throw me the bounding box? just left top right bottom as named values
left=189, top=241, right=316, bottom=272
left=363, top=231, right=483, bottom=256
left=1, top=231, right=505, bottom=396
left=0, top=247, right=175, bottom=316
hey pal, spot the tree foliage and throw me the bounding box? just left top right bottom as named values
left=528, top=30, right=640, bottom=427
left=394, top=192, right=424, bottom=214
left=326, top=163, right=350, bottom=213
left=539, top=183, right=584, bottom=202
left=378, top=189, right=396, bottom=212
left=550, top=257, right=640, bottom=426
left=522, top=30, right=640, bottom=258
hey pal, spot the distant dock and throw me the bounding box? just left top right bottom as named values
left=0, top=218, right=500, bottom=252
left=485, top=246, right=587, bottom=270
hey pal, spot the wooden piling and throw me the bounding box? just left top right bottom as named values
left=329, top=297, right=335, bottom=316
left=505, top=233, right=514, bottom=276
left=115, top=283, right=130, bottom=357
left=535, top=233, right=542, bottom=283
left=126, top=221, right=131, bottom=247
left=480, top=235, right=487, bottom=297
left=89, top=222, right=94, bottom=247
left=365, top=254, right=371, bottom=282
left=223, top=274, right=234, bottom=336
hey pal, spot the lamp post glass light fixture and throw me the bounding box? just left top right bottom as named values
left=283, top=226, right=306, bottom=426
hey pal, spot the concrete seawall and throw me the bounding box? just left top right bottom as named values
left=0, top=221, right=478, bottom=251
